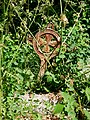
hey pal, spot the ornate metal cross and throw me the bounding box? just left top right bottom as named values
left=28, top=23, right=61, bottom=79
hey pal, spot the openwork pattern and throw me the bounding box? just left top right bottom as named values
left=28, top=23, right=61, bottom=79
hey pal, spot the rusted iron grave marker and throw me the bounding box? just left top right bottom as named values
left=28, top=23, right=61, bottom=79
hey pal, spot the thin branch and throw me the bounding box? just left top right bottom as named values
left=63, top=8, right=82, bottom=43
left=60, top=0, right=62, bottom=15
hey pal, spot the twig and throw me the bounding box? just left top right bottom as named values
left=60, top=0, right=62, bottom=15
left=63, top=23, right=76, bottom=43
left=63, top=8, right=82, bottom=43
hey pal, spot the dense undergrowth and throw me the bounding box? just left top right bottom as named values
left=0, top=0, right=90, bottom=119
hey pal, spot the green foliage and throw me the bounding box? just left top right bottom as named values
left=84, top=110, right=90, bottom=120
left=61, top=92, right=78, bottom=120
left=0, top=0, right=90, bottom=119
left=85, top=87, right=90, bottom=102
left=53, top=103, right=64, bottom=114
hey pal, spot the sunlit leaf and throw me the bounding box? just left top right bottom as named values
left=53, top=103, right=64, bottom=114
left=47, top=75, right=52, bottom=82
left=85, top=87, right=90, bottom=101
left=84, top=110, right=90, bottom=120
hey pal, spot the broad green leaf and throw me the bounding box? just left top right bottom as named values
left=61, top=92, right=77, bottom=107
left=15, top=67, right=23, bottom=73
left=59, top=54, right=65, bottom=59
left=61, top=92, right=70, bottom=101
left=16, top=73, right=24, bottom=80
left=85, top=87, right=90, bottom=101
left=45, top=71, right=50, bottom=76
left=47, top=75, right=52, bottom=82
left=14, top=61, right=18, bottom=65
left=84, top=110, right=90, bottom=120
left=26, top=81, right=30, bottom=87
left=56, top=58, right=60, bottom=62
left=26, top=69, right=32, bottom=75
left=56, top=48, right=59, bottom=52
left=53, top=103, right=64, bottom=114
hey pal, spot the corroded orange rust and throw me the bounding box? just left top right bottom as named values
left=28, top=23, right=61, bottom=79
left=33, top=29, right=61, bottom=59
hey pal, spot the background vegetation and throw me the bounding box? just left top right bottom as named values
left=0, top=0, right=90, bottom=119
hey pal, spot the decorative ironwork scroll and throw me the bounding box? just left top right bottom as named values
left=28, top=23, right=61, bottom=79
